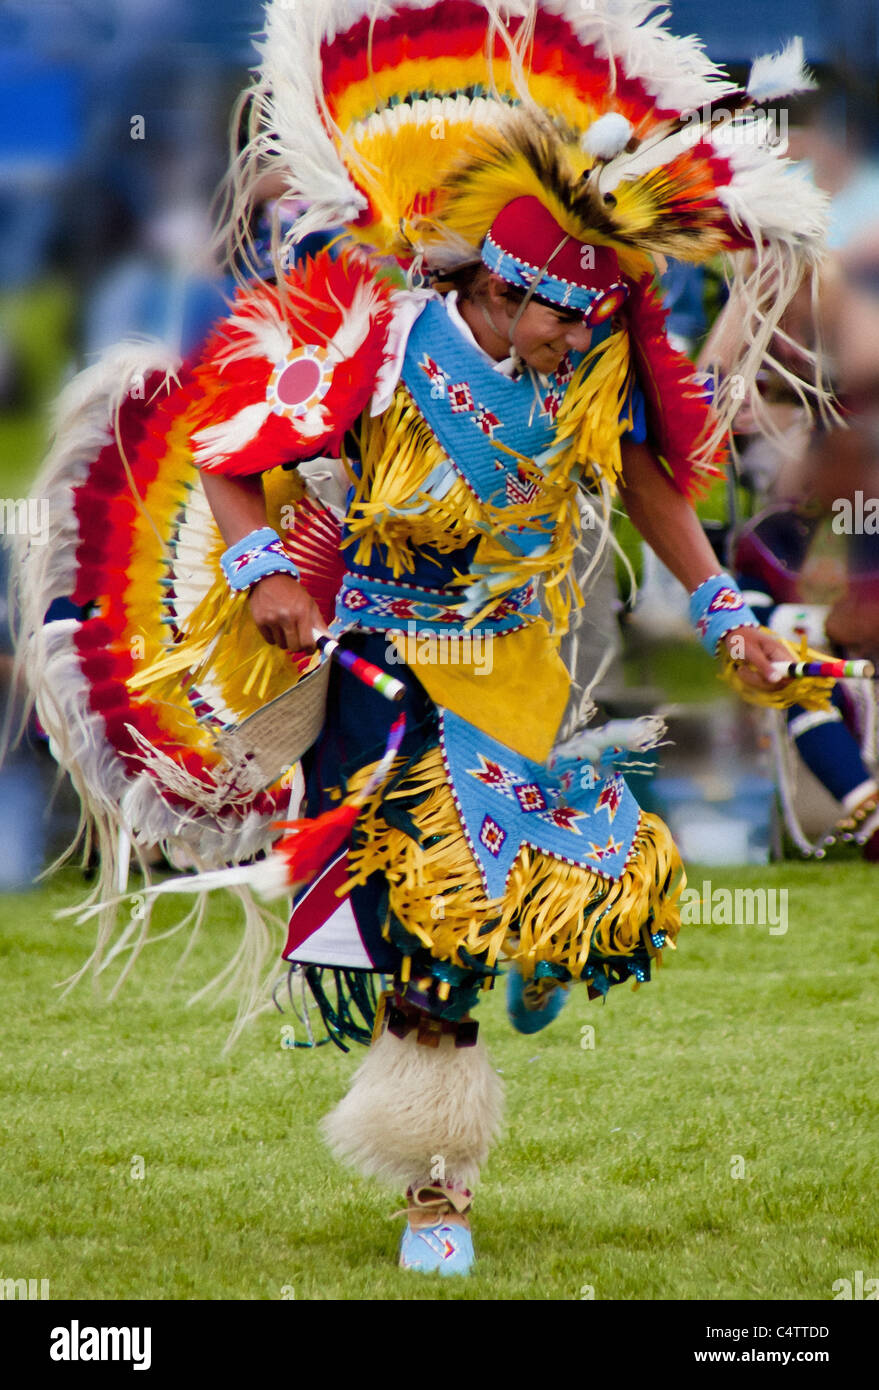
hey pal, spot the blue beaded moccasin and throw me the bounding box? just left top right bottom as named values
left=399, top=1221, right=474, bottom=1276
left=397, top=1182, right=475, bottom=1276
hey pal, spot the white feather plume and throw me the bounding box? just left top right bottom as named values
left=327, top=280, right=384, bottom=362
left=192, top=401, right=273, bottom=465
left=213, top=303, right=292, bottom=370
left=582, top=112, right=634, bottom=160
left=747, top=36, right=817, bottom=103
left=548, top=715, right=667, bottom=769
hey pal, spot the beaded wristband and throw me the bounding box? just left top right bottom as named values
left=220, top=527, right=301, bottom=592
left=689, top=572, right=759, bottom=656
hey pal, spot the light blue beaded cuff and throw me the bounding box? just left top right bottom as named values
left=220, top=527, right=301, bottom=592
left=689, top=572, right=759, bottom=656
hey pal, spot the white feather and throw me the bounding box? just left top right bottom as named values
left=719, top=143, right=829, bottom=256
left=291, top=404, right=331, bottom=439
left=549, top=715, right=667, bottom=769
left=596, top=127, right=699, bottom=194
left=582, top=111, right=633, bottom=160
left=747, top=36, right=816, bottom=102
left=192, top=401, right=273, bottom=464
left=327, top=281, right=383, bottom=362
left=71, top=850, right=295, bottom=919
left=214, top=304, right=291, bottom=369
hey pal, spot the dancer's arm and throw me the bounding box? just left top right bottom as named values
left=618, top=439, right=790, bottom=693
left=200, top=469, right=325, bottom=652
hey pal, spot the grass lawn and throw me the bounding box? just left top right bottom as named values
left=1, top=860, right=877, bottom=1302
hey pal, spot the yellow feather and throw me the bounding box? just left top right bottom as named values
left=333, top=55, right=516, bottom=131
left=434, top=138, right=650, bottom=279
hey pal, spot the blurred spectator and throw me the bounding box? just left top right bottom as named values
left=699, top=79, right=879, bottom=507
left=734, top=418, right=879, bottom=858
left=0, top=546, right=54, bottom=888
left=661, top=259, right=709, bottom=357
left=82, top=197, right=231, bottom=358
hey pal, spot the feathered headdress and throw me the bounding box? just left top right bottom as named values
left=226, top=0, right=834, bottom=467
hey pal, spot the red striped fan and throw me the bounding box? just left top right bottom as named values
left=282, top=494, right=346, bottom=626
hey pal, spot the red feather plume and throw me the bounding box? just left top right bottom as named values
left=189, top=250, right=395, bottom=477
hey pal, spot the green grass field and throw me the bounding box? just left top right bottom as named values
left=1, top=861, right=877, bottom=1302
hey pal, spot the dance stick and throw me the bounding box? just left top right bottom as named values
left=767, top=658, right=875, bottom=683
left=313, top=631, right=406, bottom=702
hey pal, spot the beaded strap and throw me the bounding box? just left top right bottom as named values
left=689, top=572, right=759, bottom=656
left=220, top=526, right=301, bottom=592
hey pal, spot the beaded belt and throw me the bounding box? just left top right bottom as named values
left=332, top=571, right=539, bottom=635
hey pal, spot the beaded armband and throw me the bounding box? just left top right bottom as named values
left=689, top=572, right=759, bottom=656
left=220, top=527, right=301, bottom=592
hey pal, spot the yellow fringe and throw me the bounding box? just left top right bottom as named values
left=550, top=328, right=635, bottom=489
left=347, top=330, right=633, bottom=634
left=718, top=630, right=836, bottom=711
left=345, top=745, right=685, bottom=980
left=348, top=388, right=486, bottom=570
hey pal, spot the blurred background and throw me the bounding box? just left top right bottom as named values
left=1, top=0, right=878, bottom=886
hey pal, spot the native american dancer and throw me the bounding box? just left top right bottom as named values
left=14, top=1, right=840, bottom=1275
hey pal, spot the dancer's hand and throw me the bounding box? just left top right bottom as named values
left=723, top=626, right=792, bottom=693
left=249, top=573, right=325, bottom=652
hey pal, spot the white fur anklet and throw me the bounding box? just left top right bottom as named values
left=321, top=1027, right=504, bottom=1190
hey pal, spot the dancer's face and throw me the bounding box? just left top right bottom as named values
left=510, top=300, right=594, bottom=373
left=484, top=274, right=593, bottom=373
